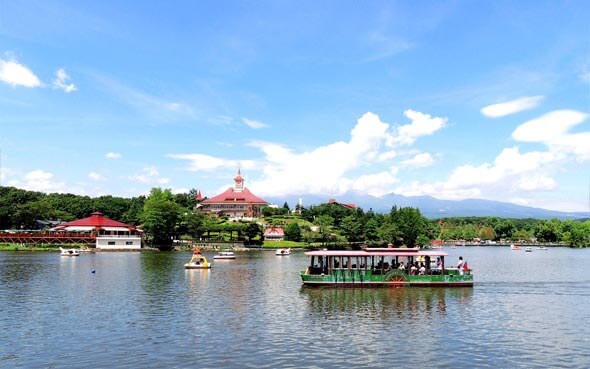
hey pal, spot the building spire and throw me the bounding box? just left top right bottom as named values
left=234, top=168, right=244, bottom=192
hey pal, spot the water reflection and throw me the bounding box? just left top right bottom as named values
left=300, top=287, right=473, bottom=320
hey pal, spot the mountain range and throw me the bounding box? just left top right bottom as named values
left=265, top=192, right=589, bottom=219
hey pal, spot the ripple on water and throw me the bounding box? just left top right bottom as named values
left=0, top=249, right=589, bottom=368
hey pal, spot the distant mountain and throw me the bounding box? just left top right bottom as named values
left=265, top=191, right=589, bottom=219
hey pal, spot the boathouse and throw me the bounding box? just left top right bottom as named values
left=199, top=169, right=268, bottom=219
left=52, top=211, right=142, bottom=249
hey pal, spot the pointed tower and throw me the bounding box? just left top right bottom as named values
left=234, top=168, right=244, bottom=192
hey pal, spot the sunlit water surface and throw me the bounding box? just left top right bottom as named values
left=1, top=247, right=589, bottom=368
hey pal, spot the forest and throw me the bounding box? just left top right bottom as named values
left=1, top=186, right=589, bottom=248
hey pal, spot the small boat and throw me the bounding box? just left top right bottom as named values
left=525, top=247, right=533, bottom=252
left=185, top=248, right=211, bottom=269
left=536, top=246, right=548, bottom=250
left=213, top=250, right=236, bottom=260
left=275, top=248, right=291, bottom=256
left=60, top=247, right=80, bottom=256
left=510, top=244, right=521, bottom=250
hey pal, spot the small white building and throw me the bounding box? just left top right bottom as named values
left=52, top=211, right=142, bottom=249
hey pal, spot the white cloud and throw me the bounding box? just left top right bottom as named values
left=128, top=166, right=169, bottom=185
left=53, top=68, right=77, bottom=93
left=512, top=109, right=590, bottom=162
left=516, top=175, right=557, bottom=191
left=481, top=96, right=543, bottom=118
left=351, top=169, right=399, bottom=197
left=400, top=152, right=434, bottom=168
left=93, top=74, right=194, bottom=120
left=248, top=112, right=405, bottom=196
left=105, top=152, right=121, bottom=159
left=0, top=57, right=42, bottom=88
left=88, top=172, right=104, bottom=181
left=168, top=153, right=256, bottom=171
left=392, top=109, right=447, bottom=146
left=19, top=170, right=66, bottom=193
left=378, top=150, right=397, bottom=161
left=171, top=111, right=446, bottom=198
left=242, top=117, right=269, bottom=129
left=396, top=147, right=561, bottom=197
left=512, top=110, right=587, bottom=143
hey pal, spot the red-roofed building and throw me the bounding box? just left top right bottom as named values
left=264, top=226, right=285, bottom=241
left=200, top=169, right=268, bottom=219
left=328, top=198, right=357, bottom=209
left=52, top=211, right=142, bottom=249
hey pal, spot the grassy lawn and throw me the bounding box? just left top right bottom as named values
left=262, top=240, right=308, bottom=249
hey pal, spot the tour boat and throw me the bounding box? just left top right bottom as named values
left=275, top=248, right=291, bottom=256
left=60, top=247, right=80, bottom=256
left=213, top=250, right=236, bottom=260
left=185, top=248, right=211, bottom=269
left=510, top=244, right=521, bottom=250
left=300, top=248, right=473, bottom=287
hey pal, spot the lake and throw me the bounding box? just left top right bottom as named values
left=1, top=247, right=589, bottom=368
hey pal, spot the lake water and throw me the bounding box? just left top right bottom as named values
left=1, top=247, right=589, bottom=368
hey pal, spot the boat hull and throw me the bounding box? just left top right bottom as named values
left=213, top=256, right=235, bottom=259
left=300, top=272, right=473, bottom=288
left=184, top=264, right=211, bottom=269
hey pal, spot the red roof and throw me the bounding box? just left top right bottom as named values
left=202, top=187, right=267, bottom=204
left=55, top=211, right=136, bottom=230
left=264, top=226, right=285, bottom=236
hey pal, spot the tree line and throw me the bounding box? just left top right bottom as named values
left=1, top=186, right=589, bottom=248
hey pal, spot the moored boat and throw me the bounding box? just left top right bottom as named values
left=213, top=250, right=236, bottom=260
left=185, top=248, right=211, bottom=269
left=536, top=246, right=548, bottom=250
left=60, top=247, right=80, bottom=256
left=510, top=244, right=521, bottom=250
left=275, top=248, right=291, bottom=256
left=300, top=248, right=473, bottom=288
left=525, top=247, right=533, bottom=252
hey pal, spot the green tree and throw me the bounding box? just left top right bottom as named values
left=561, top=220, right=590, bottom=248
left=284, top=222, right=302, bottom=241
left=534, top=219, right=561, bottom=242
left=341, top=215, right=364, bottom=243
left=140, top=188, right=181, bottom=249
left=364, top=218, right=380, bottom=242
left=245, top=222, right=263, bottom=244
left=391, top=207, right=427, bottom=247
left=494, top=220, right=515, bottom=240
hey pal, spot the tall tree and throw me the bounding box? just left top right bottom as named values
left=284, top=222, right=302, bottom=241
left=141, top=188, right=181, bottom=249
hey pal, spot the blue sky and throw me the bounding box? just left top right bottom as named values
left=1, top=1, right=589, bottom=212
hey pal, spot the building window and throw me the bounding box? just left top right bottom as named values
left=126, top=241, right=133, bottom=245
left=108, top=241, right=116, bottom=246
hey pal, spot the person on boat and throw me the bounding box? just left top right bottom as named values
left=457, top=256, right=465, bottom=275
left=436, top=257, right=443, bottom=274
left=398, top=262, right=405, bottom=271
left=419, top=264, right=426, bottom=275
left=410, top=263, right=417, bottom=275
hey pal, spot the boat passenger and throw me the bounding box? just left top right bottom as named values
left=435, top=257, right=443, bottom=274
left=419, top=265, right=426, bottom=275
left=410, top=264, right=417, bottom=275
left=398, top=262, right=405, bottom=271
left=457, top=256, right=465, bottom=275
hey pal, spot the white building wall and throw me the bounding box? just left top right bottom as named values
left=96, top=236, right=142, bottom=249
